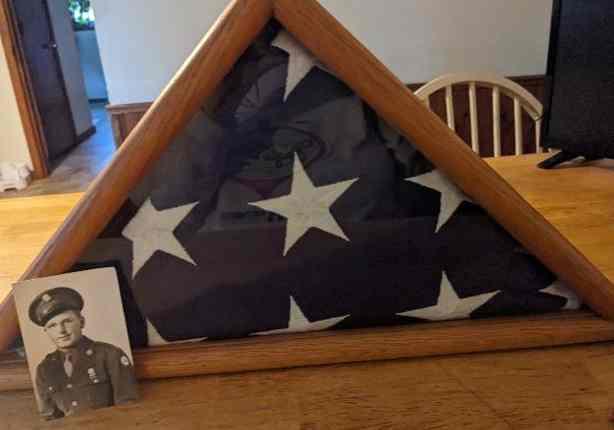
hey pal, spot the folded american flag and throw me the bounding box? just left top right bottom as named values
left=78, top=23, right=580, bottom=347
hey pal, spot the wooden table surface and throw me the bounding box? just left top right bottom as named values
left=486, top=154, right=614, bottom=284
left=1, top=153, right=613, bottom=429
left=0, top=193, right=82, bottom=305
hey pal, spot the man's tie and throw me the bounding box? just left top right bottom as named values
left=64, top=352, right=74, bottom=378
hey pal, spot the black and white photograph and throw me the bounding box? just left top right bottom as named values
left=14, top=268, right=138, bottom=421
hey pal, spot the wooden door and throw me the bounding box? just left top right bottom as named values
left=11, top=0, right=76, bottom=161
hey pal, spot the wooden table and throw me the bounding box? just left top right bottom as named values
left=0, top=154, right=613, bottom=429
left=486, top=154, right=614, bottom=283
left=0, top=193, right=82, bottom=305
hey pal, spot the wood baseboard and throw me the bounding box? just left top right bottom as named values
left=88, top=98, right=109, bottom=104
left=76, top=125, right=96, bottom=145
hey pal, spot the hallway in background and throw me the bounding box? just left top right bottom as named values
left=0, top=102, right=115, bottom=199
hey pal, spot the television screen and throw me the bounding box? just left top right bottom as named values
left=542, top=0, right=614, bottom=165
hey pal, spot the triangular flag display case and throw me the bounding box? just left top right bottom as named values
left=2, top=0, right=614, bottom=387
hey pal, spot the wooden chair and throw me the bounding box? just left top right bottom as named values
left=414, top=73, right=544, bottom=157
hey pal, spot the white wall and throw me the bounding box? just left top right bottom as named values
left=320, top=0, right=553, bottom=83
left=0, top=41, right=32, bottom=168
left=92, top=0, right=228, bottom=104
left=76, top=30, right=109, bottom=100
left=92, top=0, right=552, bottom=105
left=47, top=0, right=93, bottom=136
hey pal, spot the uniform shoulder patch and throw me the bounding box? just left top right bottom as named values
left=121, top=356, right=131, bottom=367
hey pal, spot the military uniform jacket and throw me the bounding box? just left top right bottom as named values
left=35, top=336, right=138, bottom=419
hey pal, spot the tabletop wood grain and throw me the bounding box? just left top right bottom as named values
left=485, top=155, right=614, bottom=283
left=0, top=193, right=82, bottom=305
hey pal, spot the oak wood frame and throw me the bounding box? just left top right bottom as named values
left=0, top=0, right=49, bottom=178
left=0, top=0, right=613, bottom=381
left=2, top=310, right=614, bottom=393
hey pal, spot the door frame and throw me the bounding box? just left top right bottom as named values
left=0, top=0, right=51, bottom=178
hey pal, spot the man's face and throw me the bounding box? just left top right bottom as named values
left=43, top=310, right=84, bottom=350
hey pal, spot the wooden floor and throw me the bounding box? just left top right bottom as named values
left=0, top=103, right=115, bottom=200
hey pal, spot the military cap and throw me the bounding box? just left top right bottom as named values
left=29, top=288, right=84, bottom=327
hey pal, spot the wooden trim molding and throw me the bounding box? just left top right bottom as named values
left=1, top=310, right=613, bottom=393
left=0, top=0, right=49, bottom=178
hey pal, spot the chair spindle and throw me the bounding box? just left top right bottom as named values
left=468, top=82, right=479, bottom=154
left=514, top=97, right=523, bottom=155
left=492, top=87, right=501, bottom=157
left=445, top=86, right=456, bottom=131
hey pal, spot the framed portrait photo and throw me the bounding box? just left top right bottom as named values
left=14, top=267, right=138, bottom=421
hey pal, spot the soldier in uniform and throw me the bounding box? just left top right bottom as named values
left=29, top=287, right=138, bottom=420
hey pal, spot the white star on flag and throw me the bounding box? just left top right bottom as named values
left=406, top=170, right=472, bottom=232
left=272, top=30, right=330, bottom=100
left=398, top=272, right=498, bottom=321
left=250, top=153, right=358, bottom=256
left=122, top=198, right=198, bottom=277
left=255, top=296, right=347, bottom=335
left=540, top=280, right=581, bottom=310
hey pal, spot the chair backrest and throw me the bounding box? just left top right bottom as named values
left=414, top=73, right=544, bottom=157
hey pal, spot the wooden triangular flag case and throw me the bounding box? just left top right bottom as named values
left=1, top=0, right=614, bottom=383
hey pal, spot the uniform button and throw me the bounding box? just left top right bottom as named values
left=93, top=379, right=99, bottom=384
left=71, top=401, right=78, bottom=407
left=48, top=386, right=53, bottom=392
left=86, top=349, right=93, bottom=356
left=66, top=384, right=73, bottom=389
